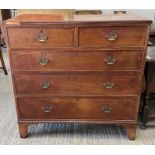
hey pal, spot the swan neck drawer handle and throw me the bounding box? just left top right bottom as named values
left=101, top=106, right=112, bottom=113
left=103, top=82, right=114, bottom=89
left=40, top=81, right=50, bottom=89
left=105, top=56, right=116, bottom=65
left=39, top=57, right=49, bottom=65
left=37, top=30, right=48, bottom=42
left=42, top=105, right=52, bottom=113
left=105, top=31, right=118, bottom=41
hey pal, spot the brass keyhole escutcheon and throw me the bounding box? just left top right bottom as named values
left=74, top=98, right=79, bottom=104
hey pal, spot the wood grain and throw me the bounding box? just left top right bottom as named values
left=17, top=97, right=138, bottom=120
left=79, top=26, right=147, bottom=47
left=13, top=72, right=140, bottom=96
left=7, top=27, right=75, bottom=48
left=11, top=50, right=143, bottom=71
left=4, top=14, right=152, bottom=139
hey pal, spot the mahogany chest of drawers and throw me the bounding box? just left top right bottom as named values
left=4, top=14, right=151, bottom=140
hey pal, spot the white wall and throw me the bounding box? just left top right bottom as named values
left=11, top=9, right=155, bottom=23
left=102, top=9, right=155, bottom=23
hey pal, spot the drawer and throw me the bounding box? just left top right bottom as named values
left=7, top=27, right=74, bottom=48
left=79, top=26, right=147, bottom=47
left=17, top=97, right=138, bottom=120
left=11, top=50, right=142, bottom=71
left=14, top=73, right=140, bottom=96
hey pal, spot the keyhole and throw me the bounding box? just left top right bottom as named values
left=70, top=76, right=78, bottom=80
left=74, top=98, right=79, bottom=104
left=74, top=76, right=78, bottom=79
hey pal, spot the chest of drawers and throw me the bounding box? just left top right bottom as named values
left=4, top=14, right=151, bottom=140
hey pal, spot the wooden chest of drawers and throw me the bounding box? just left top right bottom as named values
left=4, top=14, right=151, bottom=140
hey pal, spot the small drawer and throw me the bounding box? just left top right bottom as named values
left=79, top=26, right=147, bottom=47
left=14, top=72, right=140, bottom=96
left=11, top=50, right=142, bottom=71
left=7, top=27, right=75, bottom=49
left=17, top=97, right=138, bottom=120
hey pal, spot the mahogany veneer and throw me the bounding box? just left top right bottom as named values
left=11, top=50, right=142, bottom=71
left=79, top=26, right=147, bottom=47
left=17, top=97, right=138, bottom=120
left=7, top=27, right=75, bottom=48
left=13, top=72, right=140, bottom=96
left=4, top=14, right=152, bottom=140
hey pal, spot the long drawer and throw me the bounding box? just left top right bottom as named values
left=17, top=97, right=138, bottom=120
left=7, top=27, right=75, bottom=49
left=11, top=50, right=142, bottom=71
left=14, top=73, right=140, bottom=96
left=79, top=26, right=147, bottom=47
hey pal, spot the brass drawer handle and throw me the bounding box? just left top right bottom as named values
left=104, top=56, right=116, bottom=65
left=105, top=31, right=118, bottom=41
left=40, top=80, right=50, bottom=89
left=42, top=105, right=52, bottom=113
left=101, top=106, right=112, bottom=113
left=37, top=30, right=48, bottom=42
left=103, top=82, right=114, bottom=89
left=39, top=57, right=49, bottom=66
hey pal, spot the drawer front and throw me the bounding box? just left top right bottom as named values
left=14, top=73, right=140, bottom=96
left=79, top=26, right=147, bottom=47
left=7, top=27, right=74, bottom=48
left=17, top=97, right=138, bottom=120
left=11, top=50, right=142, bottom=71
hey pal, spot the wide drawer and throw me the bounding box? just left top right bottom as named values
left=17, top=97, right=138, bottom=120
left=79, top=26, right=147, bottom=47
left=7, top=27, right=75, bottom=48
left=11, top=50, right=142, bottom=71
left=14, top=73, right=140, bottom=96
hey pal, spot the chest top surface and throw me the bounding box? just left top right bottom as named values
left=5, top=14, right=152, bottom=26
